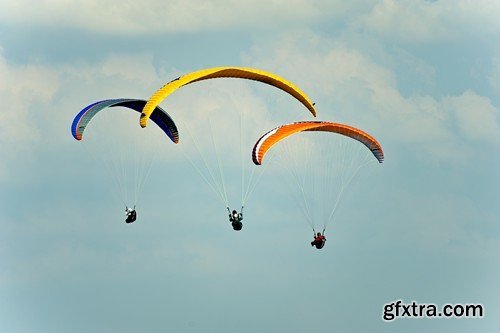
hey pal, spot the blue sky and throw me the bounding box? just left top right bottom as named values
left=0, top=1, right=499, bottom=332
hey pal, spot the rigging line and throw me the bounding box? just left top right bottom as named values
left=131, top=134, right=149, bottom=206
left=308, top=141, right=317, bottom=227
left=209, top=117, right=229, bottom=207
left=97, top=136, right=118, bottom=199
left=184, top=119, right=227, bottom=197
left=242, top=160, right=263, bottom=207
left=279, top=142, right=314, bottom=229
left=277, top=160, right=314, bottom=229
left=112, top=144, right=125, bottom=203
left=240, top=112, right=261, bottom=206
left=116, top=115, right=131, bottom=204
left=133, top=137, right=140, bottom=207
left=134, top=136, right=150, bottom=207
left=242, top=157, right=271, bottom=206
left=124, top=140, right=131, bottom=204
left=300, top=138, right=317, bottom=226
left=136, top=143, right=151, bottom=206
left=324, top=139, right=353, bottom=227
left=240, top=110, right=245, bottom=206
left=138, top=136, right=156, bottom=204
left=108, top=143, right=127, bottom=206
left=129, top=125, right=159, bottom=206
left=290, top=156, right=314, bottom=226
left=245, top=107, right=277, bottom=205
left=239, top=110, right=264, bottom=207
left=104, top=129, right=129, bottom=206
left=180, top=146, right=228, bottom=207
left=325, top=145, right=376, bottom=227
left=109, top=128, right=127, bottom=202
left=320, top=143, right=330, bottom=226
left=181, top=120, right=228, bottom=207
left=135, top=136, right=160, bottom=208
left=137, top=139, right=150, bottom=207
left=110, top=126, right=128, bottom=204
left=185, top=122, right=223, bottom=193
left=82, top=136, right=127, bottom=208
left=322, top=139, right=341, bottom=228
left=242, top=165, right=255, bottom=205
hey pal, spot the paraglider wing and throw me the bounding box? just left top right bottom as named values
left=252, top=121, right=384, bottom=165
left=140, top=67, right=317, bottom=128
left=72, top=98, right=179, bottom=143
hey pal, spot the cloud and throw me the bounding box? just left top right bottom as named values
left=244, top=30, right=500, bottom=163
left=444, top=90, right=500, bottom=144
left=0, top=46, right=285, bottom=214
left=0, top=51, right=60, bottom=179
left=356, top=0, right=500, bottom=43
left=1, top=5, right=498, bottom=332
left=0, top=50, right=58, bottom=140
left=0, top=50, right=169, bottom=183
left=489, top=57, right=500, bottom=95
left=0, top=0, right=367, bottom=35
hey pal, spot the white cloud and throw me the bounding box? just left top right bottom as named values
left=489, top=57, right=500, bottom=95
left=0, top=47, right=282, bottom=210
left=0, top=0, right=368, bottom=35
left=357, top=0, right=500, bottom=43
left=0, top=50, right=169, bottom=182
left=99, top=53, right=158, bottom=85
left=393, top=48, right=436, bottom=87
left=445, top=90, right=500, bottom=144
left=0, top=51, right=59, bottom=178
left=245, top=30, right=500, bottom=163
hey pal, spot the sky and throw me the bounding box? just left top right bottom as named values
left=0, top=0, right=499, bottom=332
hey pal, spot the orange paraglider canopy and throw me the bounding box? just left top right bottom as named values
left=252, top=121, right=384, bottom=165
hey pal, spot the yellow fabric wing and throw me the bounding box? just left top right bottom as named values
left=140, top=67, right=316, bottom=128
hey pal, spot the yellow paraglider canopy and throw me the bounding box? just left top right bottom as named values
left=140, top=67, right=317, bottom=128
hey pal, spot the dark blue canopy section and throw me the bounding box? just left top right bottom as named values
left=71, top=98, right=179, bottom=143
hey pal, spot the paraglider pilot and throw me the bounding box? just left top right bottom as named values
left=228, top=207, right=243, bottom=231
left=125, top=206, right=137, bottom=223
left=311, top=232, right=326, bottom=249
